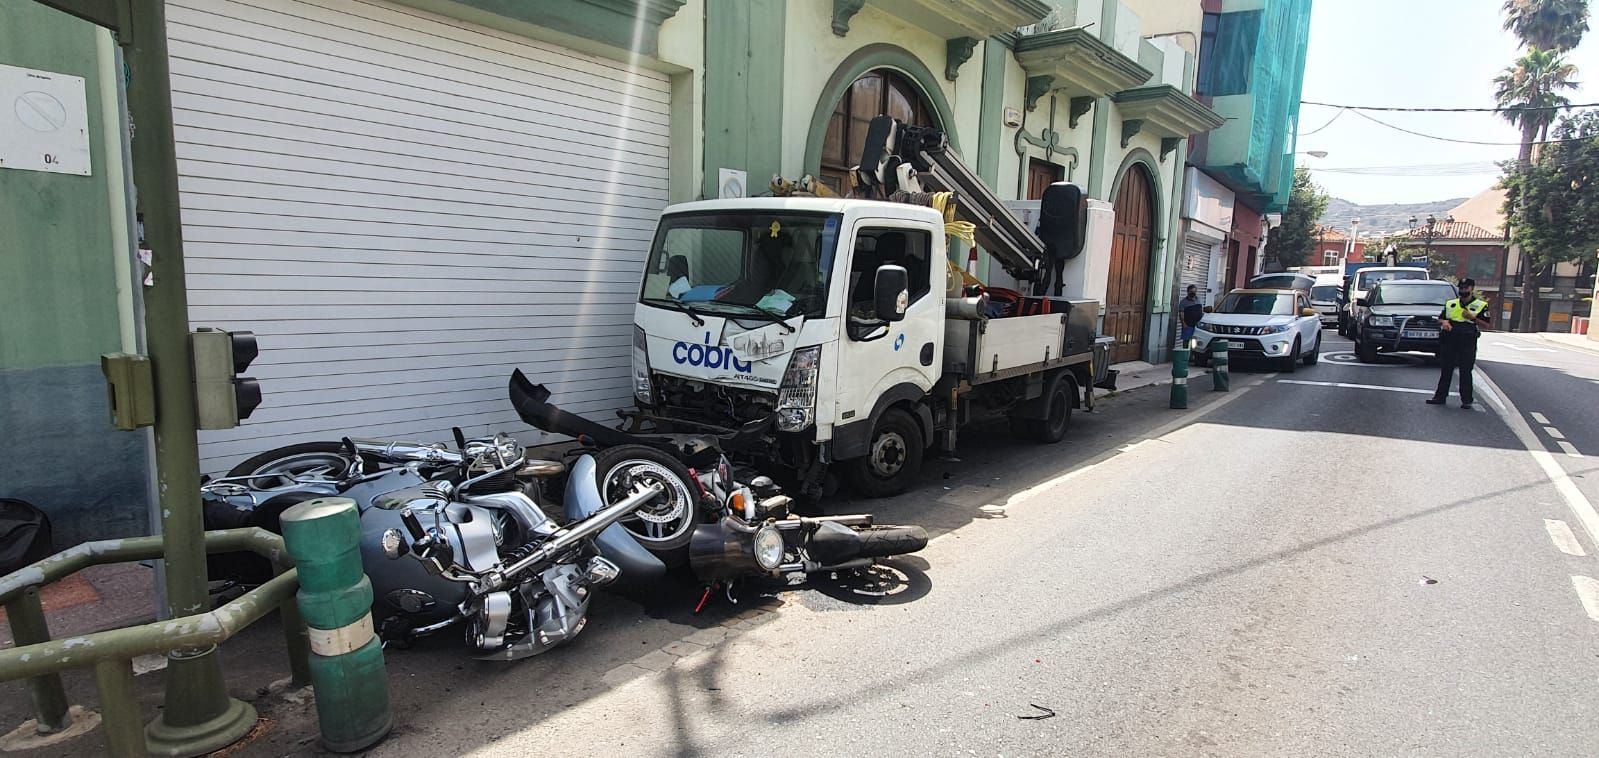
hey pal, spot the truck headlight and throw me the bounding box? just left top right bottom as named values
left=632, top=326, right=653, bottom=404
left=1368, top=316, right=1394, bottom=328
left=776, top=346, right=821, bottom=432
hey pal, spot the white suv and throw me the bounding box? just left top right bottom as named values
left=1193, top=289, right=1323, bottom=372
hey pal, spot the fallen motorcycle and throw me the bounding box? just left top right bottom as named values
left=201, top=432, right=663, bottom=660
left=507, top=370, right=930, bottom=600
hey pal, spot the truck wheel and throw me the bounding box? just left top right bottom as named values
left=1022, top=378, right=1074, bottom=444
left=845, top=408, right=924, bottom=498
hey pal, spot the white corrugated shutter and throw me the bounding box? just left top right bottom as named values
left=167, top=0, right=670, bottom=473
left=1180, top=236, right=1215, bottom=297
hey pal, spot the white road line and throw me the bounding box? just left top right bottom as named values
left=1277, top=379, right=1433, bottom=395
left=1545, top=426, right=1567, bottom=440
left=1475, top=368, right=1599, bottom=550
left=1558, top=440, right=1584, bottom=458
left=1572, top=576, right=1599, bottom=621
left=1545, top=519, right=1588, bottom=556
left=1532, top=412, right=1551, bottom=425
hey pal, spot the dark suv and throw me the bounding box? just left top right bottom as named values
left=1349, top=279, right=1458, bottom=363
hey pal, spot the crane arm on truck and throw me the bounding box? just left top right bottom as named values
left=852, top=116, right=1085, bottom=285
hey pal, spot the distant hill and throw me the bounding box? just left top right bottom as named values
left=1318, top=197, right=1467, bottom=236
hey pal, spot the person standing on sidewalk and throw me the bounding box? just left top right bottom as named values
left=1179, top=285, right=1204, bottom=348
left=1428, top=278, right=1492, bottom=409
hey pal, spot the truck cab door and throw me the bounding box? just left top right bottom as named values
left=834, top=222, right=944, bottom=425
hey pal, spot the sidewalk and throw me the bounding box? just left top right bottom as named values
left=1108, top=360, right=1169, bottom=394
left=1538, top=332, right=1599, bottom=356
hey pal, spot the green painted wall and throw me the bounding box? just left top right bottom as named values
left=1, top=0, right=148, bottom=545
left=703, top=0, right=785, bottom=198
left=0, top=0, right=121, bottom=370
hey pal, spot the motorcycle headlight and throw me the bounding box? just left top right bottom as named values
left=752, top=524, right=785, bottom=571
left=632, top=325, right=653, bottom=404
left=776, top=346, right=821, bottom=432
left=1368, top=316, right=1394, bottom=327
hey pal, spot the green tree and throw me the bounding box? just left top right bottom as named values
left=1502, top=112, right=1599, bottom=316
left=1272, top=168, right=1329, bottom=270
left=1495, top=47, right=1580, bottom=328
left=1503, top=0, right=1591, bottom=52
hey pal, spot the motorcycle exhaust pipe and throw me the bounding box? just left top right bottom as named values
left=347, top=438, right=465, bottom=465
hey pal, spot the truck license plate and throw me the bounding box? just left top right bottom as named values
left=1404, top=329, right=1438, bottom=339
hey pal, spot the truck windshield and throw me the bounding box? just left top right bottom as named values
left=638, top=212, right=842, bottom=320
left=1310, top=286, right=1340, bottom=303
left=1217, top=292, right=1296, bottom=316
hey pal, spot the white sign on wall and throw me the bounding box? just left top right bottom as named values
left=0, top=63, right=91, bottom=176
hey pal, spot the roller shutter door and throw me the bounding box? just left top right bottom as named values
left=1180, top=236, right=1216, bottom=298
left=165, top=0, right=671, bottom=473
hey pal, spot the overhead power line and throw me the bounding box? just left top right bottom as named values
left=1297, top=108, right=1347, bottom=137
left=1308, top=161, right=1504, bottom=176
left=1348, top=110, right=1595, bottom=146
left=1302, top=99, right=1599, bottom=113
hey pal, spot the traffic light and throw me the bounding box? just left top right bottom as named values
left=191, top=328, right=262, bottom=429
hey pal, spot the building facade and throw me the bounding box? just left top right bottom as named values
left=1178, top=0, right=1312, bottom=304
left=5, top=0, right=1234, bottom=541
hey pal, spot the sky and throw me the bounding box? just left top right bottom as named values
left=1296, top=0, right=1599, bottom=207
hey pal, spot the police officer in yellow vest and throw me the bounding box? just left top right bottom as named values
left=1427, top=278, right=1492, bottom=409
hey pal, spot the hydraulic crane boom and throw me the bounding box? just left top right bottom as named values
left=853, top=116, right=1046, bottom=282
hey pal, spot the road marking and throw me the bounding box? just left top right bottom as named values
left=1493, top=341, right=1556, bottom=353
left=1545, top=426, right=1567, bottom=440
left=1278, top=379, right=1432, bottom=395
left=1558, top=440, right=1583, bottom=458
left=1475, top=368, right=1599, bottom=550
left=1532, top=412, right=1551, bottom=425
left=1572, top=576, right=1599, bottom=621
left=1546, top=519, right=1588, bottom=556
left=1475, top=380, right=1505, bottom=412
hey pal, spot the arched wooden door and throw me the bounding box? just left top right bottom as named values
left=1107, top=166, right=1155, bottom=364
left=818, top=69, right=936, bottom=194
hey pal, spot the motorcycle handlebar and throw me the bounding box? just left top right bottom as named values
left=347, top=438, right=465, bottom=466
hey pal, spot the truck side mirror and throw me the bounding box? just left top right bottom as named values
left=1355, top=298, right=1369, bottom=307
left=874, top=265, right=909, bottom=322
left=1202, top=305, right=1214, bottom=313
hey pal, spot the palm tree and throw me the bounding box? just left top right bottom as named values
left=1495, top=47, right=1578, bottom=330
left=1495, top=48, right=1579, bottom=164
left=1503, top=0, right=1591, bottom=52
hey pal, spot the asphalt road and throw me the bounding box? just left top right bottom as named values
left=12, top=332, right=1598, bottom=757
left=300, top=331, right=1592, bottom=757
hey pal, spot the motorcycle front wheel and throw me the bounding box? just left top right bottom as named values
left=590, top=445, right=700, bottom=566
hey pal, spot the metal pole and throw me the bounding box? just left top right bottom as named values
left=1170, top=345, right=1189, bottom=409
left=5, top=588, right=71, bottom=733
left=94, top=659, right=149, bottom=758
left=1211, top=339, right=1230, bottom=392
left=120, top=0, right=256, bottom=752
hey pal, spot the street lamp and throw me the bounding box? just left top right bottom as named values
left=1409, top=214, right=1454, bottom=261
left=1300, top=150, right=1330, bottom=159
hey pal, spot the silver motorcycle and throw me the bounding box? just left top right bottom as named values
left=202, top=434, right=664, bottom=660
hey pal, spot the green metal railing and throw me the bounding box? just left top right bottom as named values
left=0, top=528, right=309, bottom=757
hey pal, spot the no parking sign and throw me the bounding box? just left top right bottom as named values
left=0, top=63, right=91, bottom=176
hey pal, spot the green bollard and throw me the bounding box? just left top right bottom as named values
left=1170, top=345, right=1189, bottom=409
left=279, top=498, right=392, bottom=753
left=1211, top=339, right=1231, bottom=392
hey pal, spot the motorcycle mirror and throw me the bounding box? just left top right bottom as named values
left=380, top=528, right=407, bottom=560
left=749, top=475, right=774, bottom=489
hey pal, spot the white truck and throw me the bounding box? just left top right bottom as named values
left=624, top=118, right=1113, bottom=497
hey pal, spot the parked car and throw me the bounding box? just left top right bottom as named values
left=1193, top=289, right=1323, bottom=372
left=1348, top=279, right=1457, bottom=363
left=1340, top=266, right=1429, bottom=336
left=1310, top=274, right=1344, bottom=327
left=1248, top=272, right=1316, bottom=296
